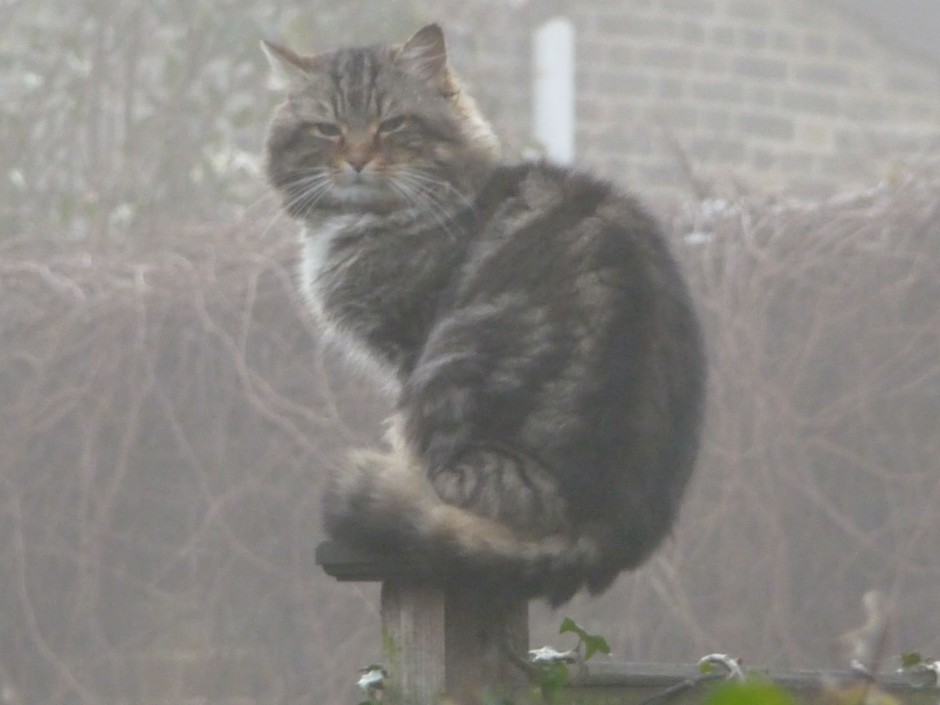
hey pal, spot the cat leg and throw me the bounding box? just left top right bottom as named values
left=431, top=444, right=568, bottom=537
left=397, top=303, right=570, bottom=538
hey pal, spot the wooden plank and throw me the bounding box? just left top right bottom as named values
left=443, top=586, right=529, bottom=703
left=381, top=580, right=447, bottom=705
left=379, top=580, right=530, bottom=704
left=315, top=539, right=417, bottom=581
left=318, top=541, right=530, bottom=704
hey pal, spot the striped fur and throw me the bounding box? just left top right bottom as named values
left=263, top=25, right=706, bottom=604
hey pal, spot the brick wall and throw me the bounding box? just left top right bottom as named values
left=463, top=0, right=940, bottom=204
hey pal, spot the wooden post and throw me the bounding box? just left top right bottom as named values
left=317, top=540, right=529, bottom=705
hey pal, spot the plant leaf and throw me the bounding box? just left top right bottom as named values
left=558, top=617, right=610, bottom=661
left=582, top=633, right=611, bottom=661
left=558, top=617, right=581, bottom=636
left=538, top=662, right=570, bottom=702
left=704, top=681, right=797, bottom=705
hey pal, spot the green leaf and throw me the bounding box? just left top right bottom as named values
left=558, top=617, right=610, bottom=660
left=582, top=633, right=611, bottom=661
left=482, top=695, right=515, bottom=705
left=900, top=651, right=924, bottom=668
left=558, top=617, right=581, bottom=637
left=704, top=681, right=797, bottom=705
left=537, top=662, right=570, bottom=702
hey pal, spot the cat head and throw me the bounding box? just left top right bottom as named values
left=262, top=24, right=500, bottom=219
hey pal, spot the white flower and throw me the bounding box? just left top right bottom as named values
left=529, top=646, right=578, bottom=665
left=699, top=653, right=745, bottom=681
left=357, top=665, right=388, bottom=695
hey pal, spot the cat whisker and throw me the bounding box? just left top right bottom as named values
left=390, top=177, right=463, bottom=239
left=284, top=175, right=335, bottom=212
left=393, top=170, right=468, bottom=217
left=396, top=167, right=476, bottom=213
left=258, top=174, right=334, bottom=237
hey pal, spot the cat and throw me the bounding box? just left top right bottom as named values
left=262, top=24, right=706, bottom=605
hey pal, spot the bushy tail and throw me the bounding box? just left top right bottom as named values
left=323, top=441, right=611, bottom=605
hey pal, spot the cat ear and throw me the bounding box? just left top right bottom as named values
left=261, top=40, right=312, bottom=92
left=398, top=24, right=458, bottom=95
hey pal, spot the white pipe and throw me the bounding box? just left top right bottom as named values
left=532, top=17, right=576, bottom=165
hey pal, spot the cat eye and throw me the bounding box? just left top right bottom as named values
left=311, top=121, right=343, bottom=138
left=378, top=116, right=407, bottom=134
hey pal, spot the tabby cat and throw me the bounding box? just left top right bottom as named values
left=262, top=24, right=705, bottom=605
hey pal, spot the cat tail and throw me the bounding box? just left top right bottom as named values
left=323, top=443, right=606, bottom=606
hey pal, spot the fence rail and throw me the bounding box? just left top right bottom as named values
left=317, top=540, right=937, bottom=704
left=571, top=662, right=935, bottom=704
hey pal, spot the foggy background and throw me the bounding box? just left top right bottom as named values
left=2, top=0, right=939, bottom=703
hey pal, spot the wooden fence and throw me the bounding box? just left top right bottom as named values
left=317, top=540, right=937, bottom=704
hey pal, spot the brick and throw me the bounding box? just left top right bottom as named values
left=725, top=0, right=772, bottom=20
left=741, top=29, right=770, bottom=50
left=771, top=31, right=796, bottom=52
left=593, top=15, right=679, bottom=39
left=692, top=80, right=745, bottom=103
left=595, top=129, right=655, bottom=157
left=690, top=137, right=747, bottom=162
left=711, top=25, right=737, bottom=45
left=738, top=112, right=795, bottom=140
left=774, top=150, right=816, bottom=172
left=592, top=0, right=655, bottom=12
left=819, top=154, right=870, bottom=177
left=782, top=4, right=817, bottom=25
left=576, top=97, right=618, bottom=122
left=795, top=120, right=832, bottom=149
left=588, top=43, right=635, bottom=66
left=789, top=178, right=838, bottom=199
left=592, top=70, right=654, bottom=96
left=657, top=77, right=686, bottom=100
left=609, top=132, right=655, bottom=157
left=886, top=72, right=931, bottom=94
left=636, top=46, right=697, bottom=71
left=637, top=161, right=686, bottom=187
left=745, top=85, right=778, bottom=107
left=903, top=101, right=939, bottom=121
left=661, top=0, right=718, bottom=13
left=803, top=33, right=830, bottom=56
left=571, top=0, right=940, bottom=202
left=781, top=89, right=841, bottom=116
left=794, top=63, right=852, bottom=87
left=841, top=98, right=893, bottom=122
left=698, top=51, right=729, bottom=72
left=700, top=108, right=733, bottom=131
left=833, top=128, right=865, bottom=152
left=680, top=20, right=707, bottom=44
left=835, top=38, right=869, bottom=60
left=732, top=56, right=788, bottom=80
left=751, top=147, right=777, bottom=171
left=870, top=130, right=936, bottom=152
left=655, top=104, right=699, bottom=130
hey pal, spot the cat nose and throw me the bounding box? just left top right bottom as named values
left=346, top=153, right=373, bottom=173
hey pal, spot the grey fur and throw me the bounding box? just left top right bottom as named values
left=263, top=24, right=706, bottom=604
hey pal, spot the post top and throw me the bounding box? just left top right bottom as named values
left=315, top=539, right=421, bottom=582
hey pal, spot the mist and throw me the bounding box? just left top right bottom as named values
left=2, top=1, right=939, bottom=703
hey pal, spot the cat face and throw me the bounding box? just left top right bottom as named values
left=263, top=24, right=499, bottom=218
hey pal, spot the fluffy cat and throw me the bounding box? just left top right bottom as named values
left=262, top=24, right=705, bottom=605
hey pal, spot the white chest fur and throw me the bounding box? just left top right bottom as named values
left=299, top=216, right=355, bottom=315
left=298, top=215, right=399, bottom=392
